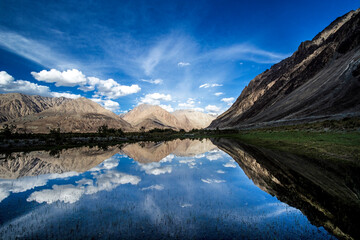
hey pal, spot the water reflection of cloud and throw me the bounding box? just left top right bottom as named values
left=138, top=162, right=173, bottom=175
left=0, top=171, right=79, bottom=202
left=201, top=178, right=226, bottom=184
left=223, top=162, right=237, bottom=168
left=141, top=184, right=164, bottom=191
left=27, top=170, right=141, bottom=204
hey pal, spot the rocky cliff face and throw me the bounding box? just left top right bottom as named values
left=4, top=97, right=132, bottom=133
left=210, top=9, right=360, bottom=129
left=0, top=93, right=70, bottom=122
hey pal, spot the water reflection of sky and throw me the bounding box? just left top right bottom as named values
left=0, top=141, right=333, bottom=239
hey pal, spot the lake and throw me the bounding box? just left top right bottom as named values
left=0, top=138, right=358, bottom=239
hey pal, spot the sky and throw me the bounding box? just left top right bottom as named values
left=0, top=0, right=359, bottom=115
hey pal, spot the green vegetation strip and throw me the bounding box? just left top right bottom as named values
left=220, top=131, right=360, bottom=163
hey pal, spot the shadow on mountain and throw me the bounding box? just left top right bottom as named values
left=212, top=138, right=360, bottom=240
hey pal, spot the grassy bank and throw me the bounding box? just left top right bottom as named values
left=218, top=130, right=360, bottom=164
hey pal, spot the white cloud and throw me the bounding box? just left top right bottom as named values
left=199, top=83, right=222, bottom=88
left=178, top=98, right=195, bottom=108
left=193, top=107, right=204, bottom=112
left=31, top=69, right=87, bottom=87
left=214, top=92, right=223, bottom=96
left=203, top=43, right=290, bottom=64
left=91, top=98, right=120, bottom=112
left=94, top=78, right=141, bottom=99
left=217, top=170, right=225, bottom=174
left=177, top=62, right=190, bottom=67
left=51, top=92, right=81, bottom=99
left=139, top=93, right=172, bottom=105
left=0, top=71, right=81, bottom=99
left=223, top=162, right=237, bottom=168
left=0, top=30, right=77, bottom=69
left=140, top=78, right=163, bottom=84
left=221, top=97, right=235, bottom=106
left=159, top=104, right=174, bottom=112
left=141, top=184, right=164, bottom=191
left=205, top=105, right=222, bottom=114
left=201, top=178, right=226, bottom=184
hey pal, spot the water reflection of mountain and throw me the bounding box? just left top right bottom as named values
left=121, top=139, right=217, bottom=163
left=0, top=146, right=120, bottom=179
left=212, top=138, right=360, bottom=240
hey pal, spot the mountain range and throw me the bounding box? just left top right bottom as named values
left=210, top=9, right=360, bottom=129
left=0, top=93, right=214, bottom=133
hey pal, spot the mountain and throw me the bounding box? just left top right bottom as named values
left=172, top=110, right=215, bottom=130
left=122, top=104, right=182, bottom=131
left=5, top=97, right=132, bottom=133
left=210, top=9, right=360, bottom=129
left=122, top=104, right=215, bottom=131
left=0, top=93, right=70, bottom=123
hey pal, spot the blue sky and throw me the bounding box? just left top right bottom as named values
left=0, top=0, right=358, bottom=114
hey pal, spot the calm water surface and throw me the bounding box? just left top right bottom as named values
left=0, top=139, right=338, bottom=239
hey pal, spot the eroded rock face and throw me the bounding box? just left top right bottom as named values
left=210, top=9, right=360, bottom=129
left=212, top=138, right=360, bottom=240
left=0, top=93, right=70, bottom=123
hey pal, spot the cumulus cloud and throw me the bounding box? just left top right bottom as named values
left=177, top=62, right=190, bottom=67
left=91, top=98, right=120, bottom=112
left=214, top=92, right=223, bottom=96
left=93, top=78, right=141, bottom=99
left=159, top=104, right=174, bottom=112
left=31, top=69, right=87, bottom=87
left=217, top=170, right=225, bottom=174
left=139, top=93, right=172, bottom=105
left=31, top=69, right=141, bottom=100
left=199, top=83, right=222, bottom=88
left=178, top=98, right=195, bottom=108
left=51, top=92, right=81, bottom=99
left=0, top=71, right=82, bottom=99
left=205, top=105, right=222, bottom=115
left=221, top=97, right=235, bottom=106
left=140, top=78, right=163, bottom=84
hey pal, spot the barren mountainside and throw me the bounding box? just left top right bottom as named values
left=4, top=97, right=132, bottom=133
left=122, top=104, right=214, bottom=131
left=0, top=93, right=70, bottom=123
left=210, top=9, right=360, bottom=129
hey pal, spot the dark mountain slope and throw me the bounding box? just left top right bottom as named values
left=210, top=9, right=360, bottom=129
